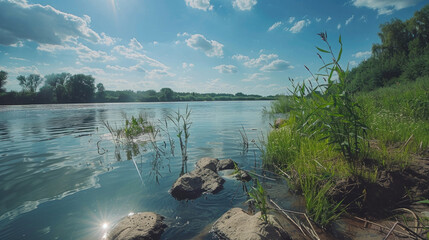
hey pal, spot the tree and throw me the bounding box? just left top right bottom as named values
left=65, top=74, right=95, bottom=103
left=0, top=70, right=7, bottom=93
left=96, top=83, right=106, bottom=101
left=17, top=74, right=43, bottom=93
left=43, top=73, right=71, bottom=103
left=159, top=88, right=174, bottom=101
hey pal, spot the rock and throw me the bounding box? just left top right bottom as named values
left=212, top=208, right=291, bottom=240
left=107, top=212, right=167, bottom=240
left=170, top=168, right=225, bottom=200
left=217, top=158, right=236, bottom=171
left=274, top=118, right=286, bottom=129
left=196, top=157, right=219, bottom=172
left=235, top=170, right=252, bottom=182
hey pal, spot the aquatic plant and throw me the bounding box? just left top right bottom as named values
left=247, top=179, right=269, bottom=223
left=168, top=105, right=192, bottom=176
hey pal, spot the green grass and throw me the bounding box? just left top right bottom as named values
left=264, top=35, right=429, bottom=228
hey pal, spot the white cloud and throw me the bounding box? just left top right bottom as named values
left=326, top=16, right=332, bottom=22
left=146, top=69, right=175, bottom=79
left=345, top=15, right=354, bottom=25
left=235, top=53, right=278, bottom=68
left=177, top=32, right=190, bottom=37
left=37, top=42, right=115, bottom=62
left=316, top=18, right=321, bottom=22
left=360, top=15, right=367, bottom=22
left=106, top=64, right=146, bottom=72
left=353, top=51, right=372, bottom=58
left=185, top=0, right=213, bottom=11
left=182, top=62, right=194, bottom=71
left=232, top=54, right=250, bottom=62
left=241, top=73, right=269, bottom=82
left=288, top=17, right=295, bottom=23
left=260, top=59, right=293, bottom=72
left=337, top=24, right=342, bottom=30
left=9, top=56, right=28, bottom=61
left=185, top=34, right=224, bottom=57
left=213, top=64, right=238, bottom=74
left=268, top=21, right=282, bottom=32
left=129, top=38, right=143, bottom=50
left=233, top=0, right=257, bottom=11
left=352, top=0, right=422, bottom=15
left=289, top=19, right=311, bottom=34
left=153, top=41, right=159, bottom=45
left=108, top=38, right=174, bottom=79
left=349, top=60, right=358, bottom=67
left=0, top=0, right=114, bottom=46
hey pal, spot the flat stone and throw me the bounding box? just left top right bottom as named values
left=212, top=208, right=291, bottom=240
left=107, top=212, right=167, bottom=240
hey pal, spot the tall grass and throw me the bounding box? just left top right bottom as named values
left=264, top=33, right=429, bottom=228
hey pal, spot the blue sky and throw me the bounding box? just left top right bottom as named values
left=0, top=0, right=426, bottom=95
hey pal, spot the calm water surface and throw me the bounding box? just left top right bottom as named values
left=0, top=101, right=298, bottom=240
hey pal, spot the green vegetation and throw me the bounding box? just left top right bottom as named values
left=264, top=5, right=429, bottom=229
left=248, top=179, right=269, bottom=223
left=167, top=106, right=192, bottom=176
left=348, top=5, right=429, bottom=92
left=0, top=71, right=274, bottom=104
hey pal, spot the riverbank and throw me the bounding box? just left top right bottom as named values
left=263, top=76, right=429, bottom=238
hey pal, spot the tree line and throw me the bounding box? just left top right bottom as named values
left=348, top=5, right=429, bottom=92
left=0, top=72, right=274, bottom=105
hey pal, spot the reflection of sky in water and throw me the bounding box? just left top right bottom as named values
left=0, top=101, right=296, bottom=239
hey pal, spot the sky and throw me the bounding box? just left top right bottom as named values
left=0, top=0, right=427, bottom=96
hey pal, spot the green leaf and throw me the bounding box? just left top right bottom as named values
left=316, top=47, right=330, bottom=53
left=417, top=199, right=429, bottom=204
left=339, top=35, right=342, bottom=45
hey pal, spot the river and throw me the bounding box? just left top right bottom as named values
left=0, top=101, right=299, bottom=239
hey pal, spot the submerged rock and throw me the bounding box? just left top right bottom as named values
left=107, top=212, right=167, bottom=240
left=212, top=208, right=291, bottom=240
left=170, top=168, right=225, bottom=200
left=217, top=158, right=236, bottom=171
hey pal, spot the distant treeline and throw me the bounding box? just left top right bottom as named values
left=0, top=72, right=275, bottom=105
left=348, top=5, right=429, bottom=92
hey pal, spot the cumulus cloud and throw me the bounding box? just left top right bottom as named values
left=0, top=0, right=114, bottom=46
left=241, top=73, right=269, bottom=82
left=233, top=0, right=257, bottom=11
left=316, top=18, right=322, bottom=22
left=235, top=53, right=278, bottom=68
left=337, top=24, right=342, bottom=30
left=260, top=59, right=293, bottom=72
left=185, top=0, right=213, bottom=11
left=37, top=42, right=115, bottom=62
left=289, top=19, right=311, bottom=34
left=326, top=16, right=332, bottom=22
left=234, top=53, right=292, bottom=72
left=268, top=21, right=282, bottom=32
left=353, top=51, right=372, bottom=58
left=346, top=15, right=354, bottom=25
left=108, top=38, right=174, bottom=79
left=288, top=17, right=295, bottom=23
left=351, top=0, right=422, bottom=15
left=185, top=34, right=224, bottom=57
left=213, top=64, right=238, bottom=74
left=232, top=54, right=250, bottom=62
